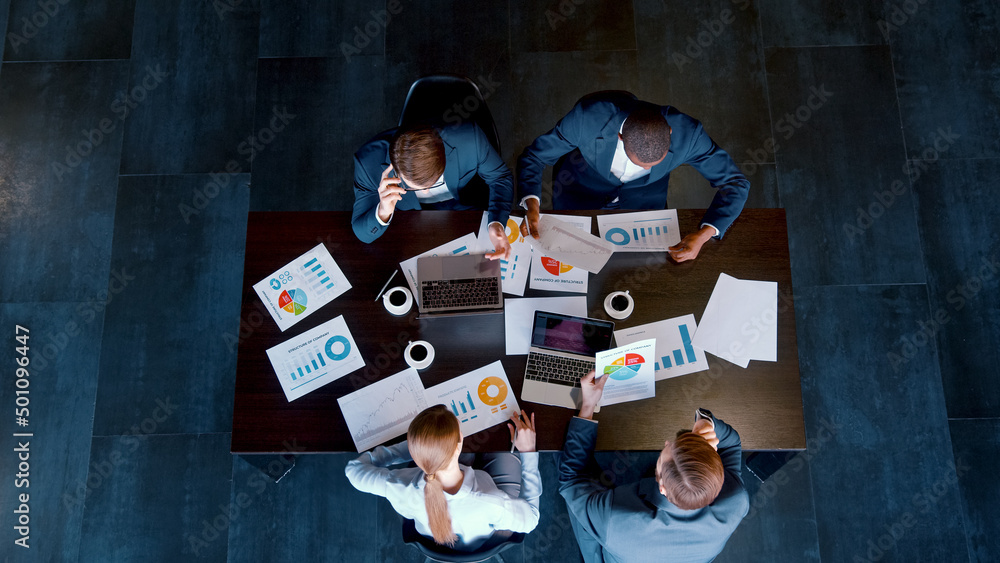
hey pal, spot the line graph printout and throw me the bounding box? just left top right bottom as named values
left=529, top=214, right=592, bottom=293
left=253, top=243, right=351, bottom=331
left=424, top=361, right=519, bottom=437
left=529, top=214, right=614, bottom=273
left=265, top=315, right=365, bottom=402
left=338, top=368, right=428, bottom=452
left=399, top=232, right=479, bottom=307
left=596, top=209, right=681, bottom=252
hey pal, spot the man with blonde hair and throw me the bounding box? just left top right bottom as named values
left=558, top=372, right=749, bottom=563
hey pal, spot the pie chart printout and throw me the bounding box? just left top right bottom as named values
left=279, top=289, right=308, bottom=315
left=477, top=376, right=508, bottom=406
left=541, top=257, right=574, bottom=276
left=603, top=352, right=645, bottom=380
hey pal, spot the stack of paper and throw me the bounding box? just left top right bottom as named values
left=692, top=273, right=778, bottom=368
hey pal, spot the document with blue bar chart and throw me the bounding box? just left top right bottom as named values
left=596, top=209, right=681, bottom=252
left=253, top=243, right=352, bottom=331
left=265, top=315, right=365, bottom=401
left=424, top=361, right=519, bottom=437
left=613, top=314, right=709, bottom=380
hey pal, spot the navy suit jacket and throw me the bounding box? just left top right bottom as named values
left=352, top=122, right=514, bottom=243
left=517, top=98, right=749, bottom=237
left=558, top=416, right=749, bottom=563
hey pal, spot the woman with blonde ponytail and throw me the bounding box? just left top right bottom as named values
left=346, top=404, right=541, bottom=551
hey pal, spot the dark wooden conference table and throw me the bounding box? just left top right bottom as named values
left=231, top=210, right=805, bottom=453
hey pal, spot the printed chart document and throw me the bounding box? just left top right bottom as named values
left=529, top=214, right=614, bottom=273
left=614, top=314, right=709, bottom=380
left=503, top=296, right=588, bottom=355
left=475, top=212, right=532, bottom=296
left=692, top=273, right=778, bottom=368
left=424, top=361, right=520, bottom=437
left=529, top=214, right=593, bottom=293
left=265, top=315, right=365, bottom=401
left=399, top=232, right=479, bottom=306
left=338, top=368, right=428, bottom=452
left=596, top=209, right=681, bottom=252
left=595, top=339, right=657, bottom=406
left=254, top=243, right=351, bottom=331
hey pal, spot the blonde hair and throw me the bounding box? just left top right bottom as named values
left=407, top=405, right=461, bottom=546
left=656, top=432, right=725, bottom=510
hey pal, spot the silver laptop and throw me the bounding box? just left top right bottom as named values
left=416, top=254, right=504, bottom=317
left=521, top=311, right=615, bottom=409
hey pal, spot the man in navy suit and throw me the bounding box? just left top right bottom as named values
left=558, top=372, right=749, bottom=563
left=517, top=94, right=749, bottom=262
left=352, top=122, right=514, bottom=259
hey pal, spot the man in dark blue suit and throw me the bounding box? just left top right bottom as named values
left=352, top=122, right=515, bottom=259
left=558, top=372, right=749, bottom=563
left=517, top=94, right=749, bottom=262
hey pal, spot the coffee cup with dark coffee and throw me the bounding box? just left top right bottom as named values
left=404, top=340, right=435, bottom=370
left=603, top=290, right=634, bottom=320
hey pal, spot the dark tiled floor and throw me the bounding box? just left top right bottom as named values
left=1, top=2, right=997, bottom=562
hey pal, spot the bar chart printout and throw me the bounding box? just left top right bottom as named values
left=596, top=209, right=681, bottom=252
left=338, top=368, right=429, bottom=452
left=613, top=314, right=710, bottom=380
left=253, top=243, right=352, bottom=331
left=265, top=315, right=365, bottom=401
left=424, top=361, right=519, bottom=437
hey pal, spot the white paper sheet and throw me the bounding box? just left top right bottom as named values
left=338, top=368, right=428, bottom=452
left=399, top=233, right=479, bottom=307
left=529, top=214, right=614, bottom=273
left=503, top=296, right=588, bottom=355
left=596, top=209, right=682, bottom=252
left=476, top=212, right=532, bottom=296
left=528, top=214, right=592, bottom=293
left=614, top=314, right=710, bottom=380
left=423, top=361, right=520, bottom=437
left=253, top=243, right=352, bottom=331
left=692, top=273, right=778, bottom=368
left=265, top=315, right=365, bottom=401
left=595, top=339, right=657, bottom=406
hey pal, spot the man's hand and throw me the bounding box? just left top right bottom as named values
left=519, top=198, right=541, bottom=239
left=486, top=222, right=512, bottom=260
left=692, top=418, right=719, bottom=451
left=668, top=225, right=716, bottom=263
left=508, top=411, right=537, bottom=452
left=376, top=164, right=405, bottom=223
left=578, top=370, right=608, bottom=420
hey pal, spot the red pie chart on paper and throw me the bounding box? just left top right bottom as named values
left=541, top=257, right=574, bottom=276
left=603, top=353, right=645, bottom=380
left=278, top=288, right=308, bottom=315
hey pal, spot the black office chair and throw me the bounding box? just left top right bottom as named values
left=574, top=89, right=638, bottom=109
left=397, top=74, right=502, bottom=154
left=402, top=518, right=525, bottom=563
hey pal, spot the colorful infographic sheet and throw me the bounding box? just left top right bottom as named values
left=399, top=233, right=479, bottom=307
left=595, top=339, right=657, bottom=406
left=265, top=315, right=365, bottom=402
left=338, top=368, right=429, bottom=452
left=424, top=361, right=520, bottom=437
left=476, top=212, right=532, bottom=296
left=253, top=243, right=351, bottom=331
left=614, top=314, right=709, bottom=380
left=528, top=214, right=592, bottom=293
left=596, top=209, right=681, bottom=252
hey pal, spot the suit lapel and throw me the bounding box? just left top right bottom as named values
left=595, top=111, right=627, bottom=182
left=442, top=132, right=461, bottom=197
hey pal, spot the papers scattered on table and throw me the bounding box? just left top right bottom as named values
left=253, top=243, right=351, bottom=331
left=528, top=214, right=614, bottom=273
left=596, top=209, right=681, bottom=252
left=338, top=368, right=428, bottom=452
left=528, top=214, right=593, bottom=293
left=614, top=314, right=709, bottom=380
left=265, top=315, right=365, bottom=401
left=596, top=339, right=657, bottom=406
left=399, top=232, right=479, bottom=307
left=425, top=361, right=520, bottom=437
left=692, top=273, right=778, bottom=368
left=503, top=296, right=588, bottom=355
left=475, top=212, right=532, bottom=296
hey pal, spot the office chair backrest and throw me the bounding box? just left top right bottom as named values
left=401, top=518, right=525, bottom=563
left=574, top=90, right=639, bottom=111
left=398, top=74, right=502, bottom=154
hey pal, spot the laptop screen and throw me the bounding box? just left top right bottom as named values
left=530, top=311, right=614, bottom=356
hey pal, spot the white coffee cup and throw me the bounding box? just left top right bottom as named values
left=383, top=286, right=413, bottom=316
left=404, top=340, right=435, bottom=370
left=604, top=290, right=634, bottom=320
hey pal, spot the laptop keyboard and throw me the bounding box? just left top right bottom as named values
left=525, top=353, right=594, bottom=387
left=421, top=277, right=500, bottom=310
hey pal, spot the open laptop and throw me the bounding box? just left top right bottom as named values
left=521, top=311, right=615, bottom=409
left=416, top=254, right=504, bottom=317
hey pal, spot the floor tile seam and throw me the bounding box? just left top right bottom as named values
left=947, top=417, right=1000, bottom=421
left=90, top=431, right=233, bottom=439
left=510, top=48, right=640, bottom=56
left=762, top=43, right=888, bottom=52
left=753, top=0, right=781, bottom=209
left=1, top=58, right=131, bottom=64
left=788, top=282, right=928, bottom=290
left=906, top=155, right=1000, bottom=163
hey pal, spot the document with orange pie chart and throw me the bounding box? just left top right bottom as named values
left=424, top=361, right=520, bottom=437
left=528, top=214, right=592, bottom=293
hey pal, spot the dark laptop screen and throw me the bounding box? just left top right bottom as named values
left=531, top=311, right=614, bottom=356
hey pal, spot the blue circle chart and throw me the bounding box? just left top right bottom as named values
left=325, top=335, right=351, bottom=361
left=605, top=227, right=630, bottom=246
left=270, top=278, right=281, bottom=290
